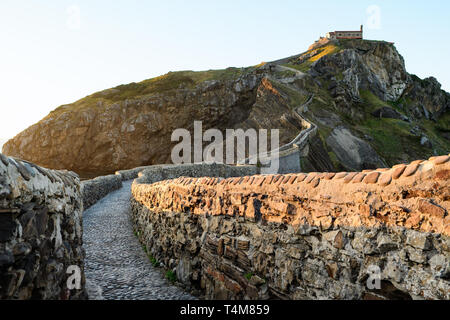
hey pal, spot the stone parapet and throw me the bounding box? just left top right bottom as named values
left=131, top=155, right=450, bottom=300
left=81, top=174, right=122, bottom=209
left=0, top=154, right=85, bottom=299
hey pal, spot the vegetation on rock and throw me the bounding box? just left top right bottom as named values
left=3, top=39, right=449, bottom=177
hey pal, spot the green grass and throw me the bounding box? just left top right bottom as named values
left=46, top=67, right=250, bottom=118
left=359, top=90, right=391, bottom=113
left=435, top=110, right=450, bottom=132
left=271, top=80, right=309, bottom=108
left=282, top=62, right=313, bottom=73
left=356, top=90, right=449, bottom=162
left=244, top=272, right=253, bottom=281
left=150, top=257, right=160, bottom=267
left=317, top=125, right=332, bottom=142
left=275, top=69, right=297, bottom=78
left=308, top=44, right=340, bottom=62
left=140, top=241, right=161, bottom=267
left=165, top=270, right=177, bottom=283
left=421, top=118, right=450, bottom=155
left=283, top=43, right=342, bottom=73
left=388, top=97, right=413, bottom=114
left=355, top=117, right=431, bottom=166
left=327, top=151, right=342, bottom=170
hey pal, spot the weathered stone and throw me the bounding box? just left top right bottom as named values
left=224, top=245, right=237, bottom=261
left=129, top=155, right=450, bottom=300
left=392, top=165, right=406, bottom=179
left=326, top=262, right=339, bottom=279
left=249, top=275, right=265, bottom=286
left=359, top=204, right=372, bottom=217
left=429, top=254, right=449, bottom=278
left=237, top=239, right=250, bottom=251
left=335, top=172, right=348, bottom=179
left=0, top=251, right=14, bottom=267
left=327, top=123, right=388, bottom=171
left=363, top=172, right=380, bottom=184
left=435, top=170, right=450, bottom=180
left=12, top=243, right=31, bottom=256
left=323, top=230, right=345, bottom=249
left=0, top=213, right=17, bottom=242
left=311, top=178, right=320, bottom=188
left=383, top=259, right=406, bottom=283
left=433, top=155, right=449, bottom=165
left=406, top=246, right=426, bottom=264
left=305, top=173, right=317, bottom=183
left=324, top=173, right=336, bottom=180
left=378, top=172, right=392, bottom=186
left=403, top=163, right=420, bottom=177
left=11, top=159, right=31, bottom=181
left=0, top=154, right=85, bottom=300
left=0, top=153, right=9, bottom=166
left=351, top=172, right=366, bottom=183
left=377, top=234, right=398, bottom=253
left=294, top=224, right=318, bottom=236
left=81, top=174, right=122, bottom=209
left=418, top=200, right=446, bottom=218
left=176, top=256, right=192, bottom=284
left=406, top=230, right=431, bottom=250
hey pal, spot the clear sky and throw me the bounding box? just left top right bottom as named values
left=1, top=0, right=449, bottom=149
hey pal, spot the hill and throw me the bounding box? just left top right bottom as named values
left=3, top=39, right=449, bottom=178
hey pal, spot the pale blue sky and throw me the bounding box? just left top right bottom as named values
left=1, top=0, right=449, bottom=148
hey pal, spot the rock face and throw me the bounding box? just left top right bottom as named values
left=404, top=76, right=450, bottom=119
left=311, top=40, right=409, bottom=102
left=3, top=40, right=449, bottom=177
left=131, top=155, right=450, bottom=300
left=326, top=127, right=386, bottom=171
left=0, top=153, right=85, bottom=299
left=371, top=107, right=408, bottom=121
left=3, top=72, right=305, bottom=178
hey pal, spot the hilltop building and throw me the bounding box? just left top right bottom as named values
left=326, top=25, right=363, bottom=40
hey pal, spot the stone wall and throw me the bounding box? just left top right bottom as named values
left=239, top=95, right=334, bottom=174
left=131, top=155, right=450, bottom=300
left=81, top=174, right=122, bottom=209
left=83, top=163, right=257, bottom=210
left=0, top=154, right=85, bottom=299
left=134, top=163, right=259, bottom=185
left=115, top=166, right=155, bottom=181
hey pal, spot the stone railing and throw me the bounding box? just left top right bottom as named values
left=0, top=154, right=85, bottom=299
left=134, top=162, right=259, bottom=186
left=81, top=174, right=122, bottom=209
left=115, top=166, right=152, bottom=181
left=131, top=155, right=450, bottom=300
left=237, top=95, right=318, bottom=174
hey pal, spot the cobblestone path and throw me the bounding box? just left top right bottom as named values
left=83, top=181, right=195, bottom=300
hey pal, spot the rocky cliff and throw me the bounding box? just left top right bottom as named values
left=3, top=40, right=449, bottom=178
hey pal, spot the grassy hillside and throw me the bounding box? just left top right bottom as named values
left=46, top=67, right=257, bottom=119
left=359, top=91, right=448, bottom=163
